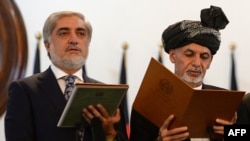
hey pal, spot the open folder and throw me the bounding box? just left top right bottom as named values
left=132, top=57, right=245, bottom=138
left=58, top=83, right=129, bottom=127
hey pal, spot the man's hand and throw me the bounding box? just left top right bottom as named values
left=82, top=104, right=120, bottom=139
left=213, top=112, right=237, bottom=135
left=157, top=114, right=189, bottom=141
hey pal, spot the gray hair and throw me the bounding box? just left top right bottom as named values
left=42, top=11, right=92, bottom=43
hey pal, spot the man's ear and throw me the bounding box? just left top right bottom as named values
left=169, top=50, right=175, bottom=63
left=44, top=42, right=50, bottom=51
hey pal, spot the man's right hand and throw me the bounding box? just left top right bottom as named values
left=157, top=114, right=189, bottom=141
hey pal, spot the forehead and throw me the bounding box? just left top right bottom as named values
left=178, top=43, right=211, bottom=54
left=54, top=16, right=86, bottom=30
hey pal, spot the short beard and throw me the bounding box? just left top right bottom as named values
left=181, top=72, right=203, bottom=84
left=181, top=66, right=203, bottom=85
left=51, top=54, right=86, bottom=70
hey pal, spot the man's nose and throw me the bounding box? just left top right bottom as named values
left=192, top=56, right=201, bottom=66
left=68, top=33, right=78, bottom=45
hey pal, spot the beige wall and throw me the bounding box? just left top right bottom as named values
left=1, top=0, right=250, bottom=140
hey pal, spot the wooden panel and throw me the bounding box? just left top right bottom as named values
left=0, top=0, right=28, bottom=116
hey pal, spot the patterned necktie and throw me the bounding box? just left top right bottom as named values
left=63, top=75, right=76, bottom=100
left=64, top=75, right=84, bottom=140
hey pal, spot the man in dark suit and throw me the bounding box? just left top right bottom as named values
left=237, top=93, right=250, bottom=124
left=5, top=11, right=127, bottom=141
left=130, top=6, right=236, bottom=141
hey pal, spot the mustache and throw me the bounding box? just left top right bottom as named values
left=65, top=45, right=82, bottom=51
left=187, top=66, right=202, bottom=73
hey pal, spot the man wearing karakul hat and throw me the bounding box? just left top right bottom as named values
left=130, top=5, right=235, bottom=141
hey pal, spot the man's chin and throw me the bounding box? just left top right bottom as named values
left=182, top=76, right=203, bottom=84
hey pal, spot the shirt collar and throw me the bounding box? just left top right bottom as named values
left=194, top=84, right=202, bottom=90
left=50, top=63, right=84, bottom=81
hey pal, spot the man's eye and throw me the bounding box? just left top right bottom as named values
left=58, top=32, right=68, bottom=36
left=201, top=55, right=210, bottom=59
left=77, top=32, right=86, bottom=36
left=185, top=53, right=193, bottom=57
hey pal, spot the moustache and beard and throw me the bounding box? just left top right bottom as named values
left=50, top=45, right=87, bottom=70
left=181, top=66, right=204, bottom=85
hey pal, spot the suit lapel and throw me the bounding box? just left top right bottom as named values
left=38, top=67, right=67, bottom=113
left=82, top=71, right=101, bottom=83
left=37, top=67, right=100, bottom=116
left=202, top=83, right=225, bottom=90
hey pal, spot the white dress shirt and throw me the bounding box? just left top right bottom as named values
left=50, top=64, right=84, bottom=93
